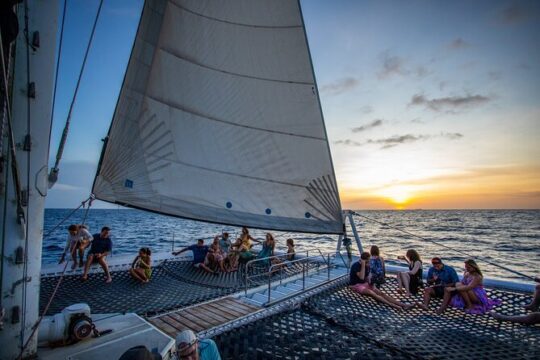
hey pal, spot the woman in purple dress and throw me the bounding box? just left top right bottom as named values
left=443, top=259, right=501, bottom=314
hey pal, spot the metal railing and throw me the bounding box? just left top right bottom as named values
left=241, top=248, right=346, bottom=304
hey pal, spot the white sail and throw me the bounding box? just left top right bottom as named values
left=92, top=0, right=343, bottom=234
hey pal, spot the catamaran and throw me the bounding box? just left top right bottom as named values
left=0, top=1, right=538, bottom=359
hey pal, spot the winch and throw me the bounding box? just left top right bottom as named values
left=38, top=303, right=96, bottom=345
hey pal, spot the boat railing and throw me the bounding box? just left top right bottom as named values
left=265, top=250, right=342, bottom=303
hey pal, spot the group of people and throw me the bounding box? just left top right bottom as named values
left=350, top=245, right=508, bottom=315
left=61, top=224, right=113, bottom=283
left=173, top=227, right=296, bottom=274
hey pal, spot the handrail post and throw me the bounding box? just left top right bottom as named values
left=267, top=267, right=272, bottom=304
left=280, top=266, right=283, bottom=285
left=327, top=254, right=330, bottom=280
left=302, top=262, right=306, bottom=290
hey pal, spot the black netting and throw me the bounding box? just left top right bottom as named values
left=39, top=259, right=318, bottom=316
left=214, top=278, right=540, bottom=359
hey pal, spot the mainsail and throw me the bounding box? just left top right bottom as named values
left=92, top=0, right=343, bottom=234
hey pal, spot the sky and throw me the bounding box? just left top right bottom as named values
left=46, top=0, right=540, bottom=210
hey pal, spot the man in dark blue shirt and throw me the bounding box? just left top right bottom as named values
left=82, top=227, right=113, bottom=283
left=419, top=257, right=459, bottom=312
left=173, top=239, right=214, bottom=274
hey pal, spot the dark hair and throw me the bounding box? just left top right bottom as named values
left=431, top=257, right=442, bottom=265
left=145, top=247, right=152, bottom=256
left=370, top=245, right=380, bottom=256
left=406, top=249, right=421, bottom=262
left=286, top=238, right=294, bottom=246
left=101, top=226, right=110, bottom=232
left=68, top=224, right=78, bottom=231
left=360, top=252, right=370, bottom=260
left=197, top=238, right=204, bottom=244
left=223, top=232, right=229, bottom=237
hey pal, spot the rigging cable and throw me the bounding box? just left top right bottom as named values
left=46, top=0, right=67, bottom=177
left=18, top=195, right=94, bottom=360
left=351, top=211, right=535, bottom=281
left=47, top=0, right=104, bottom=188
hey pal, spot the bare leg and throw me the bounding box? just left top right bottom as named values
left=401, top=273, right=411, bottom=295
left=419, top=288, right=434, bottom=310
left=130, top=268, right=146, bottom=283
left=491, top=312, right=540, bottom=325
left=71, top=246, right=78, bottom=269
left=199, top=263, right=215, bottom=274
left=82, top=254, right=93, bottom=280
left=524, top=285, right=540, bottom=311
left=97, top=256, right=112, bottom=282
left=361, top=288, right=402, bottom=311
left=397, top=272, right=404, bottom=293
left=135, top=268, right=148, bottom=283
left=436, top=289, right=453, bottom=314
left=78, top=247, right=85, bottom=267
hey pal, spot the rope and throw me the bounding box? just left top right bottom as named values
left=351, top=211, right=535, bottom=281
left=18, top=195, right=95, bottom=359
left=48, top=0, right=104, bottom=188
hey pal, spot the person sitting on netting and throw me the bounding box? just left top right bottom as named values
left=219, top=232, right=232, bottom=255
left=225, top=237, right=242, bottom=272
left=396, top=249, right=423, bottom=296
left=81, top=226, right=113, bottom=283
left=286, top=238, right=295, bottom=261
left=61, top=224, right=93, bottom=270
left=350, top=252, right=414, bottom=311
left=237, top=226, right=260, bottom=263
left=369, top=245, right=386, bottom=288
left=130, top=247, right=152, bottom=283
left=491, top=277, right=540, bottom=325
left=418, top=257, right=458, bottom=311
left=256, top=233, right=276, bottom=266
left=437, top=259, right=502, bottom=315
left=176, top=329, right=221, bottom=360
left=173, top=239, right=214, bottom=274
left=208, top=236, right=226, bottom=273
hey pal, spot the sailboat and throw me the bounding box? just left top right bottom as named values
left=1, top=1, right=538, bottom=359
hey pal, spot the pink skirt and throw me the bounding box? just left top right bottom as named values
left=350, top=283, right=372, bottom=292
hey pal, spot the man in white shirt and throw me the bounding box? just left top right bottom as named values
left=61, top=224, right=92, bottom=269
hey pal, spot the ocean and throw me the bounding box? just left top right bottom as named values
left=42, top=209, right=539, bottom=283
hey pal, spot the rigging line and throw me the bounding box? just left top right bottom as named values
left=48, top=0, right=104, bottom=186
left=43, top=195, right=92, bottom=239
left=351, top=211, right=535, bottom=281
left=18, top=195, right=95, bottom=360
left=0, top=20, right=25, bottom=225
left=47, top=0, right=67, bottom=151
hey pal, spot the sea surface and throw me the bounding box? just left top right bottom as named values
left=42, top=209, right=539, bottom=283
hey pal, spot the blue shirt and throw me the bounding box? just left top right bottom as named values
left=199, top=339, right=221, bottom=360
left=188, top=244, right=209, bottom=264
left=427, top=265, right=459, bottom=286
left=349, top=261, right=368, bottom=285
left=89, top=234, right=112, bottom=254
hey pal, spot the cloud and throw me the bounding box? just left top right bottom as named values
left=334, top=132, right=463, bottom=149
left=320, top=77, right=360, bottom=95
left=360, top=105, right=373, bottom=114
left=333, top=139, right=363, bottom=147
left=497, top=3, right=536, bottom=25
left=409, top=93, right=491, bottom=112
left=351, top=119, right=383, bottom=133
left=377, top=52, right=407, bottom=79
left=448, top=38, right=471, bottom=49
left=377, top=51, right=430, bottom=79
left=410, top=118, right=424, bottom=124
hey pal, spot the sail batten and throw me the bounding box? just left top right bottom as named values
left=93, top=0, right=343, bottom=234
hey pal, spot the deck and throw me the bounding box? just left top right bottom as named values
left=148, top=297, right=260, bottom=337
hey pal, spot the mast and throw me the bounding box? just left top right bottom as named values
left=0, top=1, right=59, bottom=358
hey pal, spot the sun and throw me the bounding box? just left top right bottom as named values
left=377, top=186, right=414, bottom=208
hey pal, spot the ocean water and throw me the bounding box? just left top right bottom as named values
left=42, top=209, right=539, bottom=283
